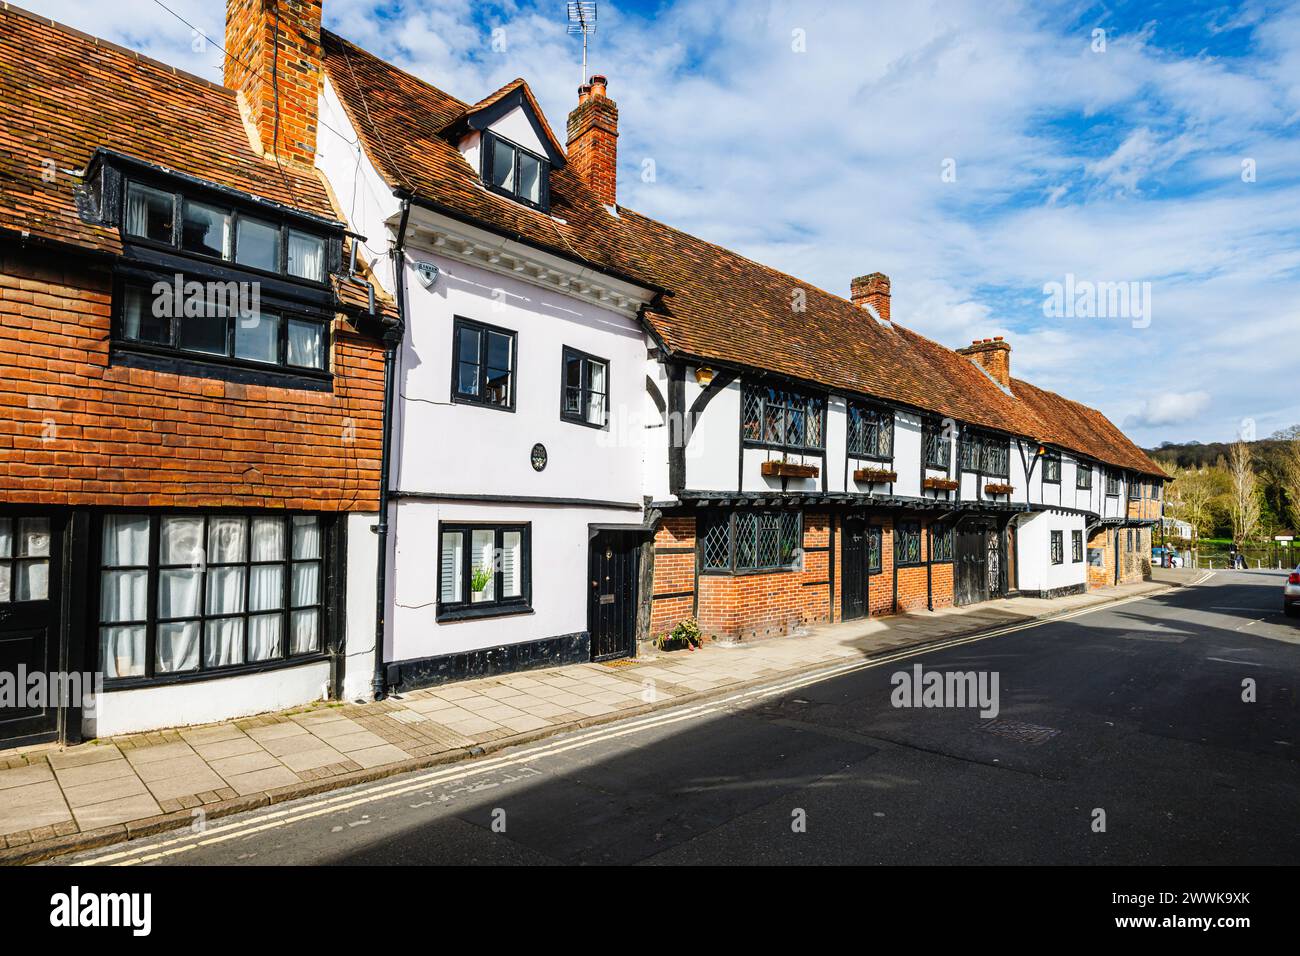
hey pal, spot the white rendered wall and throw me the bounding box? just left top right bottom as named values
left=387, top=498, right=637, bottom=663
left=1016, top=511, right=1087, bottom=594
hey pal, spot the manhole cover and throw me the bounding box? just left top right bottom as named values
left=979, top=719, right=1061, bottom=745
left=1117, top=631, right=1187, bottom=643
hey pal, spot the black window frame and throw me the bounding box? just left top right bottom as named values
left=451, top=316, right=518, bottom=411
left=480, top=130, right=552, bottom=213
left=867, top=525, right=884, bottom=574
left=740, top=383, right=826, bottom=453
left=113, top=275, right=332, bottom=379
left=700, top=510, right=803, bottom=575
left=922, top=417, right=952, bottom=470
left=929, top=522, right=954, bottom=563
left=94, top=511, right=331, bottom=689
left=1050, top=530, right=1064, bottom=565
left=1071, top=529, right=1083, bottom=562
left=1077, top=462, right=1093, bottom=490
left=121, top=178, right=334, bottom=287
left=894, top=521, right=922, bottom=567
left=436, top=522, right=533, bottom=621
left=1105, top=470, right=1121, bottom=497
left=560, top=346, right=610, bottom=429
left=1042, top=450, right=1061, bottom=484
left=846, top=401, right=894, bottom=460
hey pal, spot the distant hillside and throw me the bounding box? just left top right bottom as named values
left=1145, top=426, right=1298, bottom=470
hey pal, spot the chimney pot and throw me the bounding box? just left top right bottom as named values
left=957, top=336, right=1012, bottom=389
left=850, top=272, right=891, bottom=323
left=567, top=74, right=619, bottom=207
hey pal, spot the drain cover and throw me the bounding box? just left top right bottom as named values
left=980, top=719, right=1061, bottom=745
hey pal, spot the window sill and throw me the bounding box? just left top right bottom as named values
left=112, top=344, right=333, bottom=392
left=700, top=566, right=800, bottom=577
left=560, top=413, right=609, bottom=431
left=450, top=394, right=516, bottom=413
left=436, top=602, right=533, bottom=623
left=102, top=652, right=328, bottom=691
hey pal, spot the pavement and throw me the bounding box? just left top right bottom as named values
left=0, top=569, right=1201, bottom=864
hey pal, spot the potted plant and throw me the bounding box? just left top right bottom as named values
left=854, top=466, right=898, bottom=483
left=761, top=458, right=819, bottom=479
left=924, top=476, right=959, bottom=491
left=470, top=564, right=493, bottom=602
left=984, top=482, right=1014, bottom=495
left=655, top=616, right=704, bottom=651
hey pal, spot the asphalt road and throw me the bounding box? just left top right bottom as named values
left=66, top=570, right=1300, bottom=866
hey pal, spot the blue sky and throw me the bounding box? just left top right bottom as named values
left=24, top=0, right=1300, bottom=447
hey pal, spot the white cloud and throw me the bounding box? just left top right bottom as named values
left=17, top=0, right=1300, bottom=448
left=1126, top=391, right=1212, bottom=428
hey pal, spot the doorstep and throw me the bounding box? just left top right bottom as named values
left=0, top=574, right=1187, bottom=864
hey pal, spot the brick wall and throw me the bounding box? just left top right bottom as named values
left=648, top=516, right=696, bottom=638
left=566, top=76, right=618, bottom=207
left=695, top=511, right=832, bottom=641
left=0, top=247, right=383, bottom=508
left=225, top=0, right=323, bottom=167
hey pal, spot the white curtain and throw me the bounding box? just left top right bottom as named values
left=291, top=609, right=318, bottom=654
left=0, top=517, right=11, bottom=558
left=291, top=561, right=318, bottom=608
left=204, top=619, right=244, bottom=668
left=586, top=361, right=606, bottom=425
left=292, top=516, right=321, bottom=559
left=251, top=517, right=284, bottom=561
left=209, top=516, right=247, bottom=564
left=287, top=320, right=324, bottom=369
left=287, top=231, right=325, bottom=281
left=157, top=568, right=201, bottom=618
left=100, top=626, right=147, bottom=679
left=157, top=621, right=200, bottom=673
left=102, top=514, right=149, bottom=565
left=248, top=614, right=283, bottom=662
left=161, top=515, right=204, bottom=567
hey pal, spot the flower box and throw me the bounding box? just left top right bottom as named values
left=854, top=467, right=897, bottom=484
left=761, top=460, right=819, bottom=479
left=923, top=476, right=959, bottom=491
left=984, top=482, right=1014, bottom=496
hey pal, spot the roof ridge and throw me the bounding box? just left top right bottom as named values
left=1, top=1, right=232, bottom=95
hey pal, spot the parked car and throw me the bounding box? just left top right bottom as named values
left=1285, top=567, right=1300, bottom=617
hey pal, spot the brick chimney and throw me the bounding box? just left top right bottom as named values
left=567, top=74, right=618, bottom=207
left=850, top=273, right=890, bottom=323
left=958, top=337, right=1012, bottom=389
left=225, top=0, right=323, bottom=167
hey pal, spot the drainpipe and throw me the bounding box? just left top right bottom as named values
left=372, top=199, right=412, bottom=701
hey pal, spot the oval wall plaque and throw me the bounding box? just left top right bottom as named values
left=530, top=443, right=548, bottom=472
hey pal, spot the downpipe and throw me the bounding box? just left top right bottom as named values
left=372, top=199, right=412, bottom=702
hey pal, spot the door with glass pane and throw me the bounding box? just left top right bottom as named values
left=0, top=514, right=62, bottom=744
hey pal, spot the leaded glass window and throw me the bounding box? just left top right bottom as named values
left=847, top=402, right=893, bottom=459
left=930, top=522, right=954, bottom=562
left=1043, top=450, right=1061, bottom=483
left=923, top=418, right=951, bottom=469
left=894, top=521, right=922, bottom=566
left=701, top=510, right=803, bottom=573
left=741, top=384, right=825, bottom=451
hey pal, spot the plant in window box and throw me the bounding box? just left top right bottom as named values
left=984, top=482, right=1014, bottom=495
left=654, top=616, right=703, bottom=652
left=760, top=459, right=819, bottom=479
left=924, top=476, right=959, bottom=491
left=853, top=466, right=897, bottom=484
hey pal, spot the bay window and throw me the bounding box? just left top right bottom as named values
left=97, top=513, right=327, bottom=683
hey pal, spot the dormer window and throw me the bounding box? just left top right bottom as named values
left=123, top=180, right=332, bottom=285
left=481, top=130, right=550, bottom=212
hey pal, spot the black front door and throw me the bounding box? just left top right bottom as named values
left=842, top=517, right=867, bottom=621
left=589, top=530, right=640, bottom=661
left=955, top=521, right=989, bottom=606
left=0, top=514, right=63, bottom=745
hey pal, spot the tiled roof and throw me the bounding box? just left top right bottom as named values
left=0, top=3, right=336, bottom=253
left=319, top=30, right=652, bottom=284
left=0, top=5, right=393, bottom=320
left=613, top=206, right=1163, bottom=476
